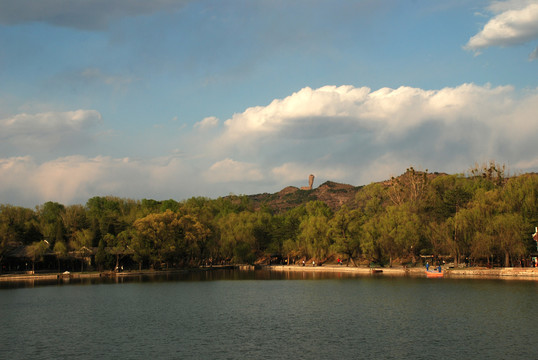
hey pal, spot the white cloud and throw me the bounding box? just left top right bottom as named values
left=3, top=84, right=538, bottom=207
left=219, top=83, right=518, bottom=147
left=222, top=85, right=371, bottom=142
left=488, top=0, right=536, bottom=13
left=271, top=162, right=347, bottom=186
left=0, top=110, right=102, bottom=153
left=514, top=157, right=538, bottom=169
left=213, top=83, right=538, bottom=186
left=465, top=1, right=538, bottom=51
left=0, top=155, right=198, bottom=206
left=204, top=158, right=263, bottom=183
left=0, top=0, right=191, bottom=30
left=194, top=116, right=219, bottom=130
left=271, top=163, right=314, bottom=184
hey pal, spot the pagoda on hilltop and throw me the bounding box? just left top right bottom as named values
left=300, top=174, right=315, bottom=190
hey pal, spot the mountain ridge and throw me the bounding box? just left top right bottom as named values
left=244, top=180, right=362, bottom=213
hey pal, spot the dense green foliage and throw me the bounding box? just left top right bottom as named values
left=1, top=164, right=537, bottom=271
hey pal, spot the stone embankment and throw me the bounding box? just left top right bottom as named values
left=2, top=265, right=538, bottom=282
left=267, top=265, right=538, bottom=280
left=0, top=266, right=232, bottom=282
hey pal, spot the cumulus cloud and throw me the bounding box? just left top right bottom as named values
left=219, top=84, right=518, bottom=146
left=215, top=83, right=538, bottom=186
left=3, top=84, right=538, bottom=207
left=204, top=158, right=263, bottom=183
left=194, top=116, right=219, bottom=130
left=0, top=155, right=198, bottom=206
left=0, top=0, right=191, bottom=30
left=0, top=109, right=102, bottom=154
left=465, top=0, right=538, bottom=51
left=221, top=86, right=371, bottom=142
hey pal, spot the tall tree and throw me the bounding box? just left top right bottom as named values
left=0, top=205, right=40, bottom=269
left=273, top=206, right=305, bottom=264
left=133, top=210, right=209, bottom=268
left=216, top=211, right=257, bottom=263
left=388, top=167, right=429, bottom=207
left=468, top=161, right=506, bottom=188
left=104, top=231, right=132, bottom=271
left=329, top=206, right=362, bottom=266
left=37, top=201, right=66, bottom=246
left=70, top=229, right=94, bottom=271
left=298, top=201, right=332, bottom=261
left=28, top=240, right=49, bottom=273
left=492, top=213, right=526, bottom=266
left=53, top=240, right=68, bottom=272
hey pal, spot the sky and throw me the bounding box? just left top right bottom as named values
left=1, top=0, right=538, bottom=207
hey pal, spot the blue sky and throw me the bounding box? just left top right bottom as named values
left=1, top=0, right=538, bottom=207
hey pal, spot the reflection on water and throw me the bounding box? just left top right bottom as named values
left=1, top=269, right=537, bottom=359
left=0, top=269, right=376, bottom=289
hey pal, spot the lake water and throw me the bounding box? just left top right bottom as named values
left=1, top=270, right=537, bottom=359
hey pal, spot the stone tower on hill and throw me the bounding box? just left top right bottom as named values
left=300, top=174, right=315, bottom=190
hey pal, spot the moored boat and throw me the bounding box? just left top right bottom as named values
left=425, top=270, right=444, bottom=278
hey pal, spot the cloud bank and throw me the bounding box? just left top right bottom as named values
left=466, top=0, right=538, bottom=53
left=1, top=84, right=538, bottom=207
left=0, top=110, right=102, bottom=155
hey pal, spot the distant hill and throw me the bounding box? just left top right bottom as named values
left=245, top=181, right=362, bottom=213
left=242, top=170, right=449, bottom=213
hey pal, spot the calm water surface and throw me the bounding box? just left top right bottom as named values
left=1, top=270, right=537, bottom=359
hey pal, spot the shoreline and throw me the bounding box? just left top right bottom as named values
left=0, top=266, right=231, bottom=282
left=267, top=264, right=538, bottom=280
left=2, top=264, right=538, bottom=282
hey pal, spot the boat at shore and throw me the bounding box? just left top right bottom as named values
left=425, top=270, right=444, bottom=278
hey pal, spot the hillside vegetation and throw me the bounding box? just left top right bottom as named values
left=1, top=162, right=537, bottom=272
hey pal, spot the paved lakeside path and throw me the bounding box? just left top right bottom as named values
left=2, top=265, right=538, bottom=282
left=0, top=266, right=235, bottom=282
left=267, top=264, right=538, bottom=280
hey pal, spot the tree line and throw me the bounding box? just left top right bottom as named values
left=1, top=162, right=537, bottom=272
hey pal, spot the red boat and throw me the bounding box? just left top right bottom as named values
left=425, top=270, right=444, bottom=278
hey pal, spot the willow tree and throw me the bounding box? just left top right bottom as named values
left=70, top=228, right=93, bottom=271
left=216, top=211, right=257, bottom=263
left=178, top=214, right=211, bottom=265
left=104, top=230, right=134, bottom=271
left=361, top=215, right=383, bottom=265
left=29, top=240, right=49, bottom=273
left=134, top=209, right=209, bottom=268
left=298, top=201, right=332, bottom=262
left=37, top=201, right=66, bottom=247
left=453, top=187, right=523, bottom=266
left=61, top=204, right=89, bottom=243
left=492, top=213, right=526, bottom=266
left=425, top=219, right=454, bottom=258
left=502, top=174, right=538, bottom=242
left=53, top=240, right=68, bottom=272
left=356, top=184, right=388, bottom=264
left=328, top=206, right=362, bottom=266
left=272, top=206, right=305, bottom=264
left=375, top=204, right=421, bottom=267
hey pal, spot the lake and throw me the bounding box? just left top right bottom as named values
left=1, top=270, right=537, bottom=359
